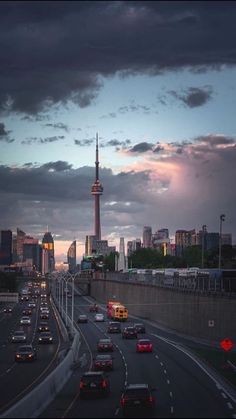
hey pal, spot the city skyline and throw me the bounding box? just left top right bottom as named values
left=1, top=2, right=236, bottom=262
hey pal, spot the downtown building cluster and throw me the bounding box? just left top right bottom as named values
left=0, top=228, right=55, bottom=276
left=126, top=226, right=232, bottom=257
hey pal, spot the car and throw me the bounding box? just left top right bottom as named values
left=40, top=293, right=47, bottom=298
left=89, top=304, right=98, bottom=312
left=120, top=384, right=155, bottom=416
left=94, top=313, right=104, bottom=322
left=122, top=327, right=137, bottom=339
left=79, top=371, right=110, bottom=398
left=20, top=296, right=29, bottom=302
left=20, top=316, right=31, bottom=325
left=40, top=305, right=49, bottom=311
left=134, top=323, right=146, bottom=334
left=11, top=330, right=27, bottom=343
left=15, top=345, right=37, bottom=362
left=97, top=338, right=114, bottom=352
left=93, top=354, right=113, bottom=371
left=38, top=322, right=49, bottom=332
left=4, top=307, right=13, bottom=313
left=38, top=332, right=53, bottom=343
left=28, top=302, right=36, bottom=308
left=77, top=314, right=88, bottom=323
left=22, top=309, right=32, bottom=316
left=136, top=339, right=153, bottom=353
left=40, top=312, right=49, bottom=320
left=40, top=308, right=49, bottom=315
left=107, top=321, right=121, bottom=333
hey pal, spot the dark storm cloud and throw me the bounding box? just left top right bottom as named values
left=101, top=139, right=131, bottom=148
left=1, top=2, right=236, bottom=114
left=129, top=142, right=154, bottom=153
left=0, top=122, right=14, bottom=142
left=22, top=135, right=64, bottom=145
left=0, top=161, right=153, bottom=239
left=169, top=86, right=213, bottom=108
left=74, top=139, right=94, bottom=146
left=43, top=122, right=69, bottom=132
left=41, top=161, right=73, bottom=172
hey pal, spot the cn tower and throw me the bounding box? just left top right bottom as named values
left=91, top=133, right=103, bottom=240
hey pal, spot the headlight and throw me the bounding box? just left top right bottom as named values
left=39, top=338, right=42, bottom=340
left=49, top=337, right=52, bottom=340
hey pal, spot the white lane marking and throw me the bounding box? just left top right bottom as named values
left=115, top=408, right=119, bottom=416
left=164, top=369, right=167, bottom=374
left=170, top=391, right=173, bottom=398
left=171, top=406, right=174, bottom=414
left=150, top=332, right=236, bottom=404
left=227, top=402, right=233, bottom=410
left=232, top=414, right=236, bottom=418
left=221, top=392, right=227, bottom=399
left=216, top=383, right=222, bottom=390
left=160, top=362, right=163, bottom=366
left=155, top=354, right=159, bottom=359
left=167, top=379, right=170, bottom=385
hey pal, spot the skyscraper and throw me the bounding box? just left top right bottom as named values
left=91, top=133, right=103, bottom=241
left=143, top=226, right=152, bottom=248
left=42, top=232, right=55, bottom=273
left=0, top=230, right=12, bottom=265
left=67, top=240, right=76, bottom=272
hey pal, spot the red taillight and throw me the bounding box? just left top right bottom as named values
left=121, top=397, right=125, bottom=407
left=149, top=396, right=154, bottom=403
left=80, top=381, right=84, bottom=389
left=101, top=380, right=107, bottom=388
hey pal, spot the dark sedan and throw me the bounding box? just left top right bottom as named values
left=15, top=345, right=37, bottom=362
left=122, top=327, right=138, bottom=339
left=93, top=354, right=113, bottom=371
left=97, top=338, right=114, bottom=352
left=38, top=332, right=53, bottom=343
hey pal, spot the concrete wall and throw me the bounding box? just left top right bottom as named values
left=91, top=278, right=236, bottom=341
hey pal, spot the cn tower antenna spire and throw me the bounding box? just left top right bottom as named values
left=96, top=132, right=99, bottom=181
left=91, top=133, right=103, bottom=241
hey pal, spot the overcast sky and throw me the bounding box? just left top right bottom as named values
left=1, top=1, right=236, bottom=262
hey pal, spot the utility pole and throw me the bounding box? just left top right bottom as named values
left=201, top=225, right=207, bottom=269
left=218, top=214, right=225, bottom=270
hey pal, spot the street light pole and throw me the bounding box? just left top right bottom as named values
left=201, top=225, right=207, bottom=269
left=218, top=214, right=225, bottom=270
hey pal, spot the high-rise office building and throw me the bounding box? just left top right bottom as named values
left=0, top=230, right=12, bottom=265
left=85, top=235, right=97, bottom=256
left=23, top=236, right=40, bottom=271
left=42, top=232, right=55, bottom=273
left=175, top=229, right=196, bottom=257
left=91, top=133, right=103, bottom=241
left=143, top=226, right=152, bottom=248
left=16, top=228, right=26, bottom=262
left=67, top=240, right=76, bottom=272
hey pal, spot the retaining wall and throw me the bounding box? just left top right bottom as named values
left=91, top=278, right=236, bottom=341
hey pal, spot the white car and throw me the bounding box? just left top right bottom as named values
left=94, top=313, right=104, bottom=322
left=20, top=316, right=31, bottom=325
left=11, top=330, right=27, bottom=342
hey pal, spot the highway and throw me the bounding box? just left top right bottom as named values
left=41, top=286, right=236, bottom=418
left=0, top=282, right=62, bottom=415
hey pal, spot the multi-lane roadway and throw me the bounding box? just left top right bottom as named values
left=0, top=283, right=62, bottom=415
left=41, top=286, right=236, bottom=418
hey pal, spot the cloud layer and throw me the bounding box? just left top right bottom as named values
left=1, top=134, right=235, bottom=248
left=0, top=2, right=236, bottom=114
